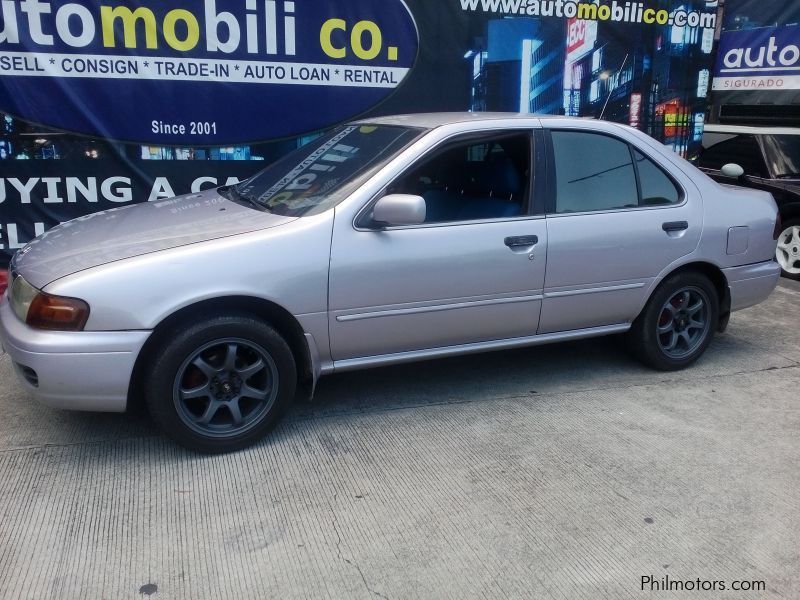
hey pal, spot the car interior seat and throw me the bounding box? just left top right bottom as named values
left=455, top=157, right=523, bottom=220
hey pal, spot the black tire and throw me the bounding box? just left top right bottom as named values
left=629, top=272, right=719, bottom=371
left=145, top=315, right=296, bottom=453
left=776, top=218, right=800, bottom=281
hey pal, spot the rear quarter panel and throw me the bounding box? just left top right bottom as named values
left=697, top=182, right=779, bottom=268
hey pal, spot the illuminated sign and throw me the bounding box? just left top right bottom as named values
left=566, top=16, right=598, bottom=64
left=629, top=92, right=642, bottom=127
left=657, top=100, right=688, bottom=138
left=697, top=68, right=710, bottom=98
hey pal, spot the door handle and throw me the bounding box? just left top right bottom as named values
left=504, top=235, right=539, bottom=249
left=662, top=221, right=689, bottom=233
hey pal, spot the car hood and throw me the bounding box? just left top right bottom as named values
left=11, top=189, right=296, bottom=289
left=781, top=179, right=800, bottom=194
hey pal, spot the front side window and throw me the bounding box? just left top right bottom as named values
left=233, top=125, right=422, bottom=217
left=551, top=131, right=638, bottom=213
left=698, top=134, right=767, bottom=178
left=387, top=132, right=531, bottom=223
left=761, top=134, right=800, bottom=179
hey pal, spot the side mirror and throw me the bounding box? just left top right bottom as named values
left=721, top=163, right=745, bottom=179
left=371, top=194, right=426, bottom=227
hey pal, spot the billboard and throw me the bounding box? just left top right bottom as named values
left=0, top=0, right=418, bottom=144
left=0, top=0, right=720, bottom=271
left=712, top=0, right=800, bottom=93
left=713, top=25, right=800, bottom=92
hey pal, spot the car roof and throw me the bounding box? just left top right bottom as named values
left=703, top=124, right=800, bottom=136
left=355, top=112, right=591, bottom=129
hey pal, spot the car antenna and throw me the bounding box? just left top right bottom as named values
left=600, top=53, right=629, bottom=121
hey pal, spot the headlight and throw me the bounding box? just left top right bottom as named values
left=9, top=274, right=38, bottom=322
left=9, top=274, right=90, bottom=331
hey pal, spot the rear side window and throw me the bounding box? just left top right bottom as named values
left=634, top=150, right=681, bottom=206
left=698, top=134, right=767, bottom=178
left=551, top=131, right=638, bottom=213
left=551, top=131, right=681, bottom=213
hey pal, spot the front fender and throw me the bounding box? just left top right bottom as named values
left=44, top=212, right=334, bottom=331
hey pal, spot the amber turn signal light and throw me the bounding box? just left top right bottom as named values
left=26, top=293, right=90, bottom=331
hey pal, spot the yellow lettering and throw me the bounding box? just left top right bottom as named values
left=320, top=19, right=346, bottom=59
left=576, top=4, right=598, bottom=20
left=643, top=8, right=655, bottom=24
left=163, top=9, right=200, bottom=52
left=100, top=6, right=158, bottom=49
left=266, top=192, right=294, bottom=206
left=351, top=21, right=382, bottom=60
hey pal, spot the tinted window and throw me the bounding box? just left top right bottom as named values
left=698, top=134, right=767, bottom=177
left=761, top=135, right=800, bottom=179
left=388, top=132, right=531, bottom=222
left=552, top=131, right=638, bottom=213
left=634, top=150, right=681, bottom=205
left=234, top=125, right=421, bottom=217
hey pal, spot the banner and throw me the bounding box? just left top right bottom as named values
left=0, top=0, right=720, bottom=270
left=0, top=0, right=418, bottom=144
left=712, top=0, right=800, bottom=93
left=713, top=25, right=800, bottom=92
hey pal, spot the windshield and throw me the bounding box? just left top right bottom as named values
left=761, top=134, right=800, bottom=179
left=232, top=125, right=423, bottom=216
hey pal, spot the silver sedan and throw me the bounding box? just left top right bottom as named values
left=0, top=114, right=781, bottom=452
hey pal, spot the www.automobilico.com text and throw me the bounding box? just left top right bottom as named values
left=459, top=0, right=718, bottom=29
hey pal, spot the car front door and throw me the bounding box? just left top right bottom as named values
left=328, top=130, right=548, bottom=362
left=539, top=128, right=702, bottom=334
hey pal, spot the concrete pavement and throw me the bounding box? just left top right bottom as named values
left=1, top=280, right=798, bottom=599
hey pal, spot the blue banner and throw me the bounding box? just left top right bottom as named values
left=0, top=0, right=419, bottom=145
left=713, top=25, right=800, bottom=91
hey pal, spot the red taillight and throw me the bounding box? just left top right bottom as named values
left=26, top=293, right=90, bottom=331
left=0, top=269, right=7, bottom=299
left=773, top=213, right=783, bottom=241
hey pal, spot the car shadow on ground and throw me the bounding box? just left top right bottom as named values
left=299, top=335, right=637, bottom=417
left=2, top=324, right=786, bottom=452
left=2, top=335, right=632, bottom=449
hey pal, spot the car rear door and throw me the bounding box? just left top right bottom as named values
left=539, top=127, right=701, bottom=334
left=328, top=129, right=548, bottom=362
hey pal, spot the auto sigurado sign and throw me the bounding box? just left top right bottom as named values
left=713, top=24, right=800, bottom=91
left=0, top=0, right=419, bottom=144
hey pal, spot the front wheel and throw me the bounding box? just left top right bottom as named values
left=629, top=272, right=719, bottom=371
left=145, top=315, right=297, bottom=453
left=776, top=219, right=800, bottom=280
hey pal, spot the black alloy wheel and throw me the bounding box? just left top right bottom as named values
left=629, top=272, right=719, bottom=371
left=145, top=315, right=296, bottom=453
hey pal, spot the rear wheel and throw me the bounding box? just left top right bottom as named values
left=629, top=272, right=718, bottom=371
left=776, top=219, right=800, bottom=280
left=145, top=315, right=296, bottom=453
